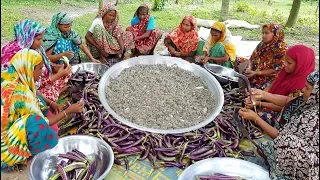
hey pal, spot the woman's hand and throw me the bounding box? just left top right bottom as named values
left=99, top=49, right=108, bottom=58
left=63, top=51, right=74, bottom=58
left=245, top=70, right=257, bottom=78
left=244, top=97, right=254, bottom=109
left=251, top=88, right=265, bottom=101
left=65, top=102, right=84, bottom=114
left=57, top=64, right=72, bottom=77
left=168, top=46, right=176, bottom=55
left=49, top=101, right=62, bottom=114
left=202, top=56, right=210, bottom=64
left=202, top=51, right=208, bottom=57
left=51, top=64, right=63, bottom=73
left=175, top=52, right=182, bottom=57
left=238, top=108, right=259, bottom=122
left=91, top=58, right=101, bottom=63
left=244, top=97, right=262, bottom=110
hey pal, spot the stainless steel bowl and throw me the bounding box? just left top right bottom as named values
left=204, top=64, right=240, bottom=85
left=28, top=135, right=114, bottom=180
left=178, top=158, right=270, bottom=180
left=71, top=62, right=109, bottom=81
left=98, top=55, right=224, bottom=134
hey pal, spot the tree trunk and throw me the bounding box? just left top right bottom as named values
left=316, top=2, right=319, bottom=14
left=115, top=0, right=119, bottom=6
left=175, top=0, right=178, bottom=4
left=268, top=0, right=272, bottom=5
left=99, top=0, right=104, bottom=10
left=285, top=0, right=301, bottom=28
left=59, top=0, right=63, bottom=4
left=220, top=0, right=230, bottom=21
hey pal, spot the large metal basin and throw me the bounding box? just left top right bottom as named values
left=98, top=55, right=224, bottom=134
left=178, top=158, right=270, bottom=180
left=28, top=135, right=114, bottom=180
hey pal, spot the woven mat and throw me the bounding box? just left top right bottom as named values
left=57, top=95, right=270, bottom=180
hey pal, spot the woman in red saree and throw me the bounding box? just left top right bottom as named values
left=164, top=15, right=199, bottom=62
left=127, top=4, right=162, bottom=55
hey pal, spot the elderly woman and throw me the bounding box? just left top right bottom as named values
left=85, top=4, right=135, bottom=64
left=1, top=49, right=84, bottom=172
left=196, top=22, right=236, bottom=68
left=234, top=24, right=287, bottom=89
left=239, top=71, right=319, bottom=179
left=43, top=12, right=99, bottom=65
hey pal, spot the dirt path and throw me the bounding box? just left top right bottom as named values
left=0, top=3, right=99, bottom=48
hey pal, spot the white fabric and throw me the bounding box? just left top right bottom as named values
left=88, top=17, right=104, bottom=33
left=196, top=18, right=260, bottom=29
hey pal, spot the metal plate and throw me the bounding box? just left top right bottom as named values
left=204, top=63, right=240, bottom=82
left=28, top=135, right=114, bottom=180
left=178, top=158, right=270, bottom=180
left=98, top=55, right=224, bottom=134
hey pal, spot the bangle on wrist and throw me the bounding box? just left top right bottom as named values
left=63, top=110, right=68, bottom=118
left=259, top=101, right=262, bottom=109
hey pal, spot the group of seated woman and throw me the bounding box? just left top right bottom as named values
left=162, top=7, right=318, bottom=180
left=1, top=2, right=318, bottom=179
left=85, top=3, right=162, bottom=65
left=0, top=3, right=163, bottom=172
left=1, top=20, right=85, bottom=172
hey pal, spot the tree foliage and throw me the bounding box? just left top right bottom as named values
left=152, top=0, right=168, bottom=11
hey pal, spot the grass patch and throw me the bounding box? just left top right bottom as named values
left=1, top=0, right=319, bottom=56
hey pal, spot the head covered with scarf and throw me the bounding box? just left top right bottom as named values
left=130, top=4, right=151, bottom=37
left=250, top=24, right=287, bottom=69
left=95, top=3, right=121, bottom=35
left=1, top=20, right=51, bottom=73
left=272, top=70, right=319, bottom=179
left=269, top=44, right=315, bottom=96
left=166, top=15, right=199, bottom=53
left=42, top=12, right=82, bottom=51
left=204, top=22, right=236, bottom=61
left=1, top=49, right=51, bottom=168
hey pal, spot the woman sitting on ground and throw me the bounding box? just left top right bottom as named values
left=1, top=49, right=84, bottom=172
left=126, top=4, right=162, bottom=56
left=196, top=22, right=236, bottom=68
left=250, top=44, right=315, bottom=114
left=85, top=4, right=135, bottom=64
left=234, top=24, right=287, bottom=89
left=43, top=12, right=99, bottom=65
left=1, top=19, right=71, bottom=130
left=239, top=70, right=319, bottom=179
left=164, top=15, right=199, bottom=62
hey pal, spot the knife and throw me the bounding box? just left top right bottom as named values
left=233, top=107, right=250, bottom=140
left=233, top=108, right=270, bottom=171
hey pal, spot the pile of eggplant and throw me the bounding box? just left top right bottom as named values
left=48, top=149, right=97, bottom=180
left=59, top=70, right=263, bottom=170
